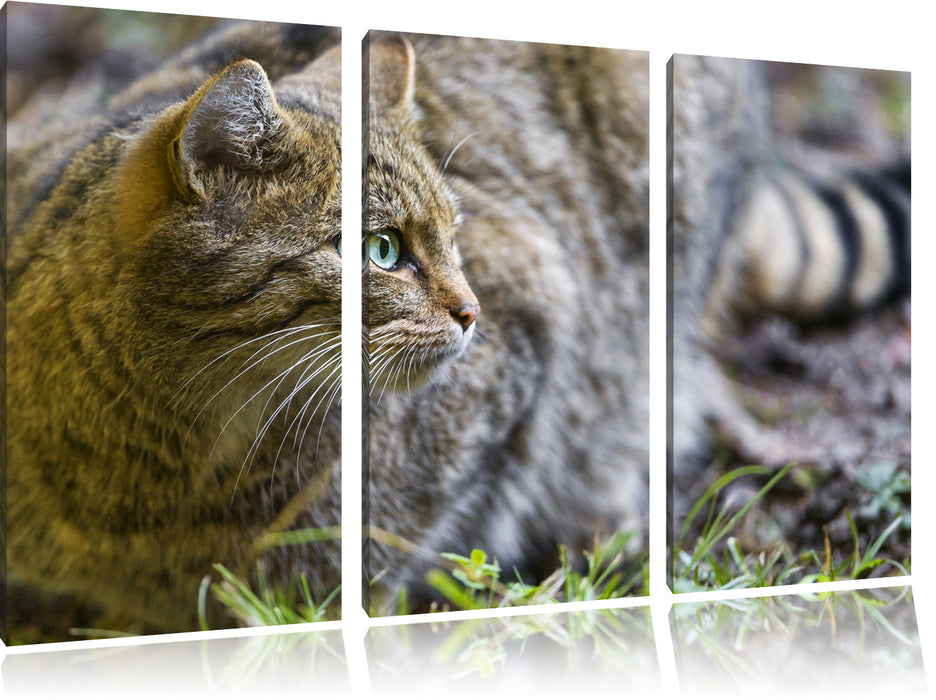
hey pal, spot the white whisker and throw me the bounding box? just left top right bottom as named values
left=233, top=350, right=340, bottom=501
left=171, top=320, right=338, bottom=410
left=295, top=368, right=343, bottom=474
left=442, top=131, right=482, bottom=175
left=267, top=356, right=342, bottom=490
left=189, top=329, right=338, bottom=440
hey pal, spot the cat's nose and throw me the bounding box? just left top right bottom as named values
left=451, top=301, right=480, bottom=331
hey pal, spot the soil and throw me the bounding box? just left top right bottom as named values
left=680, top=299, right=911, bottom=574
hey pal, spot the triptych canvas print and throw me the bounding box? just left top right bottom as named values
left=2, top=2, right=910, bottom=649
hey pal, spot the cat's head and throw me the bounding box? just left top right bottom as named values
left=364, top=35, right=480, bottom=395
left=107, top=45, right=345, bottom=452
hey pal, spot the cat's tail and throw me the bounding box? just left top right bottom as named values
left=703, top=157, right=910, bottom=337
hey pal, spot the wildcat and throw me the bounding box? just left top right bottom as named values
left=11, top=18, right=903, bottom=640
left=7, top=18, right=652, bottom=636
left=362, top=33, right=650, bottom=608
left=7, top=18, right=346, bottom=637
left=668, top=56, right=910, bottom=565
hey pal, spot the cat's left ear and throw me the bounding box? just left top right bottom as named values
left=367, top=33, right=415, bottom=116
left=172, top=59, right=282, bottom=193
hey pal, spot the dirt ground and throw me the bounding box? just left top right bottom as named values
left=681, top=298, right=911, bottom=573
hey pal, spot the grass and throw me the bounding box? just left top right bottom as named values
left=417, top=531, right=647, bottom=613
left=671, top=463, right=910, bottom=593
left=672, top=462, right=916, bottom=689
left=207, top=460, right=908, bottom=629
left=205, top=528, right=647, bottom=629
left=199, top=563, right=340, bottom=629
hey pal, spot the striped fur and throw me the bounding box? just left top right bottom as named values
left=704, top=159, right=910, bottom=336
left=7, top=18, right=345, bottom=637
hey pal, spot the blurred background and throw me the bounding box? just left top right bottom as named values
left=6, top=4, right=222, bottom=118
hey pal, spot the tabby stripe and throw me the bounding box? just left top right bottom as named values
left=810, top=179, right=862, bottom=315
left=851, top=169, right=911, bottom=304
left=368, top=152, right=451, bottom=219
left=769, top=177, right=812, bottom=310
left=14, top=116, right=145, bottom=231
left=879, top=157, right=911, bottom=193
left=370, top=157, right=429, bottom=198
left=840, top=182, right=894, bottom=308
left=185, top=24, right=336, bottom=81
left=740, top=163, right=910, bottom=322
left=165, top=299, right=335, bottom=342
left=164, top=255, right=311, bottom=311
left=58, top=292, right=138, bottom=412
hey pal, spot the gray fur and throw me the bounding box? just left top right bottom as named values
left=364, top=34, right=649, bottom=605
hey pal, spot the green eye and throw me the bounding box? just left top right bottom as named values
left=367, top=231, right=401, bottom=270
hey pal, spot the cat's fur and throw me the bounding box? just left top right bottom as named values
left=7, top=19, right=651, bottom=635
left=362, top=34, right=650, bottom=605
left=8, top=19, right=346, bottom=635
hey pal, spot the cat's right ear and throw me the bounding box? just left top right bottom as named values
left=368, top=34, right=416, bottom=116
left=170, top=59, right=282, bottom=196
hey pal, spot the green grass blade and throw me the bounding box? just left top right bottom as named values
left=677, top=465, right=771, bottom=545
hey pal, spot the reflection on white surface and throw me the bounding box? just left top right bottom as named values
left=1, top=629, right=348, bottom=699
left=672, top=586, right=925, bottom=697
left=368, top=606, right=660, bottom=697
left=0, top=588, right=925, bottom=698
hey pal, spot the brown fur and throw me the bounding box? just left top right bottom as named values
left=8, top=21, right=344, bottom=635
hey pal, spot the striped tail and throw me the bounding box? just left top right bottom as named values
left=704, top=158, right=910, bottom=337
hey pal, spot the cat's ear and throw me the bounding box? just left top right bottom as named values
left=173, top=59, right=282, bottom=191
left=368, top=34, right=415, bottom=116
